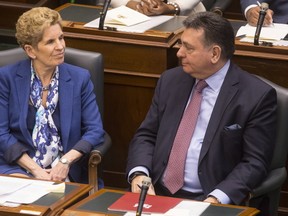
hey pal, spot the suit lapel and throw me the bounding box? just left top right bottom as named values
left=199, top=64, right=240, bottom=163
left=16, top=60, right=33, bottom=145
left=59, top=64, right=73, bottom=151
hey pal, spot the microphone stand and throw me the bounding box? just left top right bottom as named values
left=254, top=3, right=269, bottom=45
left=136, top=177, right=151, bottom=216
left=99, top=0, right=111, bottom=30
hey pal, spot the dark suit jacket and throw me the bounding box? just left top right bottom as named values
left=126, top=62, right=277, bottom=204
left=0, top=59, right=104, bottom=183
left=240, top=0, right=288, bottom=24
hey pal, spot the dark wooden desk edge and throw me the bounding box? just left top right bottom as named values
left=48, top=182, right=92, bottom=216
left=61, top=189, right=260, bottom=216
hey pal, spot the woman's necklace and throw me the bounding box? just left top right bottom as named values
left=42, top=85, right=50, bottom=91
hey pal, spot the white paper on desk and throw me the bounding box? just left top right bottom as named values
left=164, top=200, right=210, bottom=216
left=0, top=178, right=55, bottom=204
left=0, top=176, right=32, bottom=195
left=123, top=200, right=210, bottom=216
left=239, top=37, right=288, bottom=46
left=84, top=14, right=173, bottom=33
left=104, top=6, right=150, bottom=26
left=236, top=23, right=288, bottom=41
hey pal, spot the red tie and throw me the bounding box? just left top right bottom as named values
left=163, top=80, right=208, bottom=194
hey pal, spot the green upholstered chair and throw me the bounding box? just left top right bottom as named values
left=246, top=75, right=288, bottom=216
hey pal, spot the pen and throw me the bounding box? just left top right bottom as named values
left=257, top=1, right=261, bottom=7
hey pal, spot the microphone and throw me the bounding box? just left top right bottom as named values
left=254, top=2, right=269, bottom=45
left=98, top=0, right=111, bottom=30
left=136, top=176, right=152, bottom=216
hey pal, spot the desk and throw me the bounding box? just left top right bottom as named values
left=61, top=189, right=260, bottom=216
left=0, top=175, right=91, bottom=216
left=233, top=37, right=288, bottom=88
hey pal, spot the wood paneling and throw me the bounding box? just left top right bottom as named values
left=0, top=0, right=60, bottom=30
left=223, top=0, right=245, bottom=20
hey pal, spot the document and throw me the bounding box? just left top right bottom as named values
left=104, top=6, right=150, bottom=26
left=165, top=200, right=210, bottom=216
left=108, top=192, right=181, bottom=214
left=84, top=7, right=174, bottom=33
left=0, top=176, right=57, bottom=205
left=236, top=23, right=288, bottom=46
left=0, top=176, right=31, bottom=196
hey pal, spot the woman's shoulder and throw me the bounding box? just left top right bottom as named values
left=60, top=62, right=89, bottom=73
left=59, top=62, right=91, bottom=80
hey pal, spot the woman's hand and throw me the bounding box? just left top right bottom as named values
left=49, top=149, right=83, bottom=181
left=16, top=153, right=51, bottom=180
left=32, top=168, right=51, bottom=180
left=49, top=162, right=70, bottom=181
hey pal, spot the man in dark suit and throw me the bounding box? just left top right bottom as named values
left=126, top=11, right=277, bottom=210
left=240, top=0, right=288, bottom=26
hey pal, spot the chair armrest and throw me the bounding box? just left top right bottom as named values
left=250, top=167, right=287, bottom=198
left=88, top=131, right=112, bottom=194
left=92, top=131, right=112, bottom=157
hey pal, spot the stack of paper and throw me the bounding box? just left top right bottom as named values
left=0, top=176, right=62, bottom=206
left=104, top=5, right=151, bottom=27
left=84, top=6, right=174, bottom=33
left=236, top=23, right=288, bottom=46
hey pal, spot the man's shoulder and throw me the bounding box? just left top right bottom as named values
left=163, top=66, right=189, bottom=78
left=229, top=62, right=275, bottom=92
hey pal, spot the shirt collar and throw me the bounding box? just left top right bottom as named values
left=202, top=60, right=230, bottom=93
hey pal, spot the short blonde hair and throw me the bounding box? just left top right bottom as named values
left=15, top=7, right=62, bottom=48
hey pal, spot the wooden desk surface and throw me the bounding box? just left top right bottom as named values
left=0, top=175, right=92, bottom=216
left=61, top=189, right=259, bottom=216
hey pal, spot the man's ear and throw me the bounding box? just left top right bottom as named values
left=211, top=45, right=221, bottom=64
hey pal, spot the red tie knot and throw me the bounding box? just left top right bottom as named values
left=195, top=80, right=208, bottom=93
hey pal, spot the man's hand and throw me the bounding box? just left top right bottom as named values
left=246, top=6, right=274, bottom=26
left=131, top=175, right=156, bottom=195
left=203, top=196, right=221, bottom=204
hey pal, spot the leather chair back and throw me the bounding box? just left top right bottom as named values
left=248, top=75, right=288, bottom=216
left=257, top=76, right=288, bottom=170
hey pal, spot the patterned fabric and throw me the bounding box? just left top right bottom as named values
left=163, top=80, right=208, bottom=194
left=30, top=65, right=62, bottom=168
